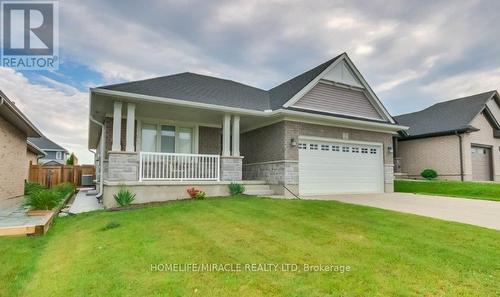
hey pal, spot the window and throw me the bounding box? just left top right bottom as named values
left=56, top=151, right=62, bottom=160
left=342, top=146, right=349, bottom=152
left=178, top=127, right=193, bottom=154
left=309, top=144, right=318, bottom=150
left=332, top=145, right=340, bottom=152
left=141, top=124, right=157, bottom=152
left=321, top=144, right=329, bottom=151
left=352, top=147, right=359, bottom=153
left=361, top=148, right=368, bottom=154
left=141, top=122, right=196, bottom=153
left=160, top=125, right=175, bottom=153
left=298, top=143, right=307, bottom=150
left=370, top=148, right=377, bottom=154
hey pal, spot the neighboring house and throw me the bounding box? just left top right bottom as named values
left=88, top=53, right=406, bottom=207
left=0, top=91, right=42, bottom=203
left=28, top=135, right=69, bottom=165
left=394, top=91, right=500, bottom=181
left=26, top=140, right=46, bottom=180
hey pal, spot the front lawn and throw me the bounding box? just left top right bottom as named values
left=1, top=196, right=499, bottom=296
left=395, top=179, right=500, bottom=201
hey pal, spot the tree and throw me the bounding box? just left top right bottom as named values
left=66, top=153, right=76, bottom=165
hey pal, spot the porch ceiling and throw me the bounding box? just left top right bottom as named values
left=88, top=93, right=279, bottom=149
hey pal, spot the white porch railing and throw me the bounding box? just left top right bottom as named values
left=139, top=152, right=220, bottom=181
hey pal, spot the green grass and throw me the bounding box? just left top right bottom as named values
left=395, top=180, right=500, bottom=201
left=1, top=196, right=499, bottom=296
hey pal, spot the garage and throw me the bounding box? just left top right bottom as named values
left=298, top=137, right=384, bottom=195
left=471, top=145, right=492, bottom=181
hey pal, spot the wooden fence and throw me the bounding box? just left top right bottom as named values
left=29, top=162, right=96, bottom=188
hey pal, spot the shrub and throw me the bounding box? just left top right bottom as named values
left=24, top=189, right=63, bottom=210
left=113, top=185, right=136, bottom=206
left=24, top=182, right=44, bottom=195
left=228, top=182, right=245, bottom=195
left=194, top=191, right=206, bottom=200
left=52, top=182, right=75, bottom=197
left=421, top=169, right=438, bottom=180
left=186, top=187, right=206, bottom=200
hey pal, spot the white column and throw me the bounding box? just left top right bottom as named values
left=232, top=115, right=240, bottom=157
left=112, top=101, right=122, bottom=151
left=126, top=103, right=136, bottom=152
left=222, top=114, right=231, bottom=156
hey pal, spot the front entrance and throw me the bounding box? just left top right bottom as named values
left=471, top=145, right=492, bottom=181
left=298, top=137, right=384, bottom=195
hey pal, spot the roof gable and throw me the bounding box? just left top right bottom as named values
left=322, top=59, right=363, bottom=88
left=28, top=135, right=67, bottom=151
left=395, top=91, right=498, bottom=138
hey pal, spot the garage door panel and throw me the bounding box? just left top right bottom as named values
left=299, top=139, right=383, bottom=195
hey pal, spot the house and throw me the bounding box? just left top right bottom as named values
left=88, top=53, right=407, bottom=207
left=394, top=91, right=500, bottom=181
left=28, top=135, right=69, bottom=165
left=26, top=140, right=45, bottom=179
left=0, top=91, right=42, bottom=203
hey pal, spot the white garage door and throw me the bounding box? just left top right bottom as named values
left=298, top=138, right=383, bottom=195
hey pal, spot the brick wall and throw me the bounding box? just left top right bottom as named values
left=240, top=121, right=285, bottom=164
left=0, top=115, right=27, bottom=201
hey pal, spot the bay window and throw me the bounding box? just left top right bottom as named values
left=141, top=122, right=196, bottom=153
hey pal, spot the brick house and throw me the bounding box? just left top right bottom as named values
left=88, top=53, right=407, bottom=207
left=394, top=91, right=500, bottom=181
left=0, top=91, right=42, bottom=203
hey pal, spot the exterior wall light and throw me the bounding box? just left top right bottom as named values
left=387, top=145, right=393, bottom=153
left=290, top=138, right=297, bottom=147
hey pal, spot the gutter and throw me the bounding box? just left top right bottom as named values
left=89, top=115, right=105, bottom=199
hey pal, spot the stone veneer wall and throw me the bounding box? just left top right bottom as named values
left=220, top=156, right=242, bottom=181
left=107, top=152, right=138, bottom=181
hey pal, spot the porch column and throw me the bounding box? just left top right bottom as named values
left=126, top=103, right=135, bottom=152
left=112, top=101, right=122, bottom=151
left=232, top=115, right=240, bottom=157
left=222, top=114, right=231, bottom=156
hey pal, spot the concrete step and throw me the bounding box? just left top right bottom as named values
left=244, top=189, right=275, bottom=196
left=244, top=184, right=272, bottom=191
left=241, top=180, right=267, bottom=185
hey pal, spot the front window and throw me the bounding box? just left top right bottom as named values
left=178, top=127, right=193, bottom=154
left=141, top=124, right=157, bottom=152
left=160, top=125, right=175, bottom=153
left=141, top=122, right=195, bottom=153
left=56, top=151, right=62, bottom=160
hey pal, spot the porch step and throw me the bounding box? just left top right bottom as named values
left=244, top=182, right=274, bottom=196
left=244, top=189, right=275, bottom=196
left=244, top=184, right=273, bottom=191
left=241, top=180, right=268, bottom=185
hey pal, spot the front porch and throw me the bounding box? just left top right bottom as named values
left=99, top=100, right=249, bottom=183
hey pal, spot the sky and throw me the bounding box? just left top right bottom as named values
left=2, top=0, right=500, bottom=164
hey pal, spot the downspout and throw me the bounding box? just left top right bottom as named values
left=456, top=132, right=464, bottom=181
left=90, top=116, right=105, bottom=198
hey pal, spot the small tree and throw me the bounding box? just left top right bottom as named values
left=66, top=153, right=76, bottom=165
left=421, top=169, right=438, bottom=180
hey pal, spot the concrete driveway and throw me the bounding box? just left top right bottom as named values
left=304, top=193, right=500, bottom=230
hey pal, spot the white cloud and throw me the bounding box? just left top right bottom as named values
left=0, top=67, right=93, bottom=164
left=421, top=68, right=500, bottom=100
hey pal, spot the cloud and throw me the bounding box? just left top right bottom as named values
left=0, top=67, right=93, bottom=164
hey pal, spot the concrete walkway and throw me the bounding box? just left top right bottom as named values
left=0, top=196, right=47, bottom=229
left=68, top=189, right=103, bottom=214
left=304, top=193, right=500, bottom=230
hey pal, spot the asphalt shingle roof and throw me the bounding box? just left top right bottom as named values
left=394, top=91, right=497, bottom=138
left=28, top=135, right=67, bottom=151
left=99, top=55, right=343, bottom=112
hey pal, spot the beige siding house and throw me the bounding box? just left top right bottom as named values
left=395, top=91, right=500, bottom=181
left=88, top=53, right=407, bottom=207
left=0, top=91, right=42, bottom=203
